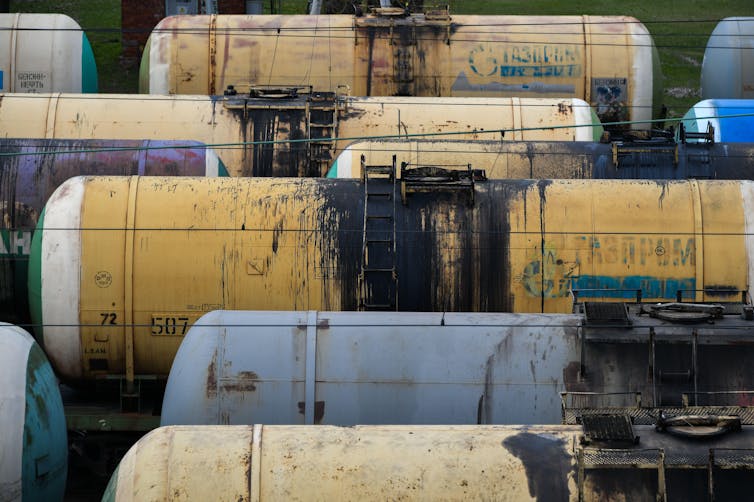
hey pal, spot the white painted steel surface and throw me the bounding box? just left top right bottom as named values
left=161, top=310, right=581, bottom=426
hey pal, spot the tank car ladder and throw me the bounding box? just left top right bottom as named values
left=358, top=154, right=398, bottom=311
left=306, top=87, right=347, bottom=176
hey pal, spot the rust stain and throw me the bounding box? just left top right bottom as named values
left=557, top=102, right=573, bottom=116
left=221, top=371, right=259, bottom=392
left=297, top=400, right=326, bottom=423
left=206, top=348, right=218, bottom=398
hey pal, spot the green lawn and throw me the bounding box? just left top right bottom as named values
left=8, top=0, right=754, bottom=117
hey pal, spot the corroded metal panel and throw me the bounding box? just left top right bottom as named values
left=32, top=177, right=754, bottom=382
left=160, top=310, right=754, bottom=427
left=0, top=138, right=218, bottom=324
left=329, top=140, right=754, bottom=179
left=0, top=93, right=600, bottom=177
left=141, top=14, right=660, bottom=126
left=104, top=425, right=754, bottom=501
left=161, top=311, right=580, bottom=425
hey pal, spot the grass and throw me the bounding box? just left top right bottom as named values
left=8, top=0, right=754, bottom=117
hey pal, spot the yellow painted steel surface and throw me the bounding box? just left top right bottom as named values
left=38, top=177, right=750, bottom=381
left=0, top=93, right=599, bottom=177
left=330, top=139, right=598, bottom=178
left=105, top=425, right=578, bottom=501
left=509, top=180, right=747, bottom=312
left=141, top=14, right=660, bottom=127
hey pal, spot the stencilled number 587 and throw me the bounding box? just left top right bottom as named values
left=151, top=316, right=189, bottom=335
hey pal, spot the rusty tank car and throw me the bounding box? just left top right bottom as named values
left=0, top=91, right=601, bottom=177
left=104, top=424, right=754, bottom=500
left=30, top=176, right=754, bottom=384
left=326, top=138, right=754, bottom=179
left=0, top=139, right=223, bottom=324
left=139, top=13, right=662, bottom=128
left=160, top=307, right=754, bottom=427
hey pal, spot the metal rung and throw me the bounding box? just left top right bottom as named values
left=310, top=123, right=335, bottom=128
left=367, top=192, right=392, bottom=197
left=363, top=303, right=394, bottom=309
left=366, top=166, right=394, bottom=174
left=364, top=268, right=394, bottom=273
left=366, top=239, right=393, bottom=244
left=366, top=215, right=392, bottom=220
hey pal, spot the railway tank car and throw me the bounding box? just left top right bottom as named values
left=30, top=176, right=754, bottom=382
left=160, top=308, right=754, bottom=426
left=678, top=99, right=754, bottom=143
left=701, top=17, right=754, bottom=100
left=0, top=323, right=67, bottom=501
left=0, top=13, right=98, bottom=93
left=139, top=13, right=662, bottom=128
left=0, top=91, right=600, bottom=177
left=104, top=424, right=754, bottom=501
left=326, top=138, right=754, bottom=179
left=0, top=139, right=224, bottom=324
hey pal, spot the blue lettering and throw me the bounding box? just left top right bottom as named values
left=571, top=275, right=696, bottom=299
left=497, top=65, right=582, bottom=78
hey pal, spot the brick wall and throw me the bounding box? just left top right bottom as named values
left=218, top=0, right=245, bottom=13
left=121, top=0, right=247, bottom=66
left=121, top=0, right=165, bottom=64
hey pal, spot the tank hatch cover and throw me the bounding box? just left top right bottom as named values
left=583, top=302, right=631, bottom=327
left=580, top=414, right=638, bottom=445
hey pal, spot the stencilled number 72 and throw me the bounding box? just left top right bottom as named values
left=100, top=312, right=117, bottom=325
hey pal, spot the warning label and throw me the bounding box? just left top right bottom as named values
left=15, top=71, right=50, bottom=93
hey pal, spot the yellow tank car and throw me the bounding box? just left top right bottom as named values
left=104, top=425, right=754, bottom=501
left=139, top=13, right=663, bottom=128
left=0, top=92, right=601, bottom=177
left=30, top=176, right=752, bottom=382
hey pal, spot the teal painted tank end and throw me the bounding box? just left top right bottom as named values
left=27, top=208, right=44, bottom=347
left=218, top=158, right=229, bottom=177
left=22, top=341, right=67, bottom=500
left=326, top=160, right=339, bottom=178
left=81, top=34, right=98, bottom=93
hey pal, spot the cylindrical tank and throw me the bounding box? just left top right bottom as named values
left=0, top=13, right=97, bottom=93
left=0, top=323, right=67, bottom=501
left=103, top=424, right=754, bottom=501
left=678, top=99, right=754, bottom=142
left=701, top=17, right=754, bottom=99
left=160, top=310, right=754, bottom=426
left=30, top=176, right=754, bottom=381
left=0, top=139, right=224, bottom=324
left=326, top=138, right=754, bottom=179
left=139, top=14, right=662, bottom=128
left=0, top=93, right=601, bottom=177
